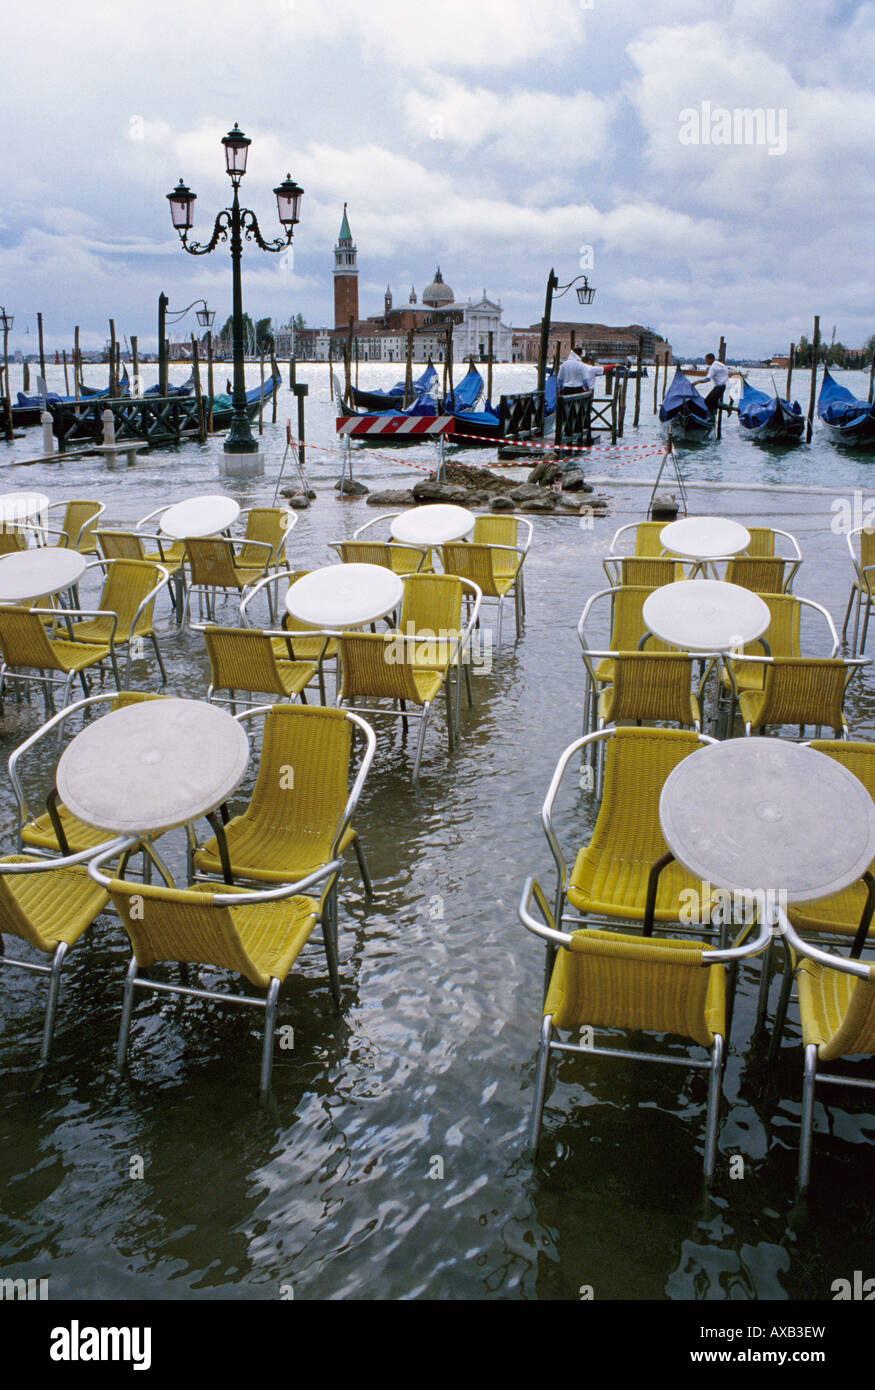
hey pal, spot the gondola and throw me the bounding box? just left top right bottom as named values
left=658, top=367, right=714, bottom=442
left=737, top=379, right=804, bottom=444
left=16, top=369, right=130, bottom=411
left=208, top=372, right=282, bottom=428
left=350, top=359, right=438, bottom=412
left=817, top=368, right=875, bottom=447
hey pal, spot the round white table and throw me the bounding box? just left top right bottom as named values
left=0, top=491, right=50, bottom=532
left=286, top=563, right=404, bottom=629
left=661, top=516, right=750, bottom=562
left=57, top=697, right=250, bottom=837
left=159, top=495, right=240, bottom=540
left=643, top=580, right=770, bottom=652
left=0, top=548, right=86, bottom=603
left=390, top=504, right=474, bottom=546
left=659, top=739, right=875, bottom=903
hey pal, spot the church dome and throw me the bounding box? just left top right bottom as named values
left=422, top=267, right=454, bottom=307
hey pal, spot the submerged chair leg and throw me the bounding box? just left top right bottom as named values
left=412, top=705, right=430, bottom=784
left=528, top=1015, right=553, bottom=1156
left=768, top=945, right=795, bottom=1063
left=321, top=894, right=341, bottom=1008
left=116, top=957, right=139, bottom=1072
left=351, top=834, right=374, bottom=897
left=40, top=941, right=69, bottom=1065
left=150, top=634, right=168, bottom=685
left=797, top=1043, right=818, bottom=1194
left=259, top=977, right=281, bottom=1096
left=841, top=585, right=856, bottom=642
left=703, top=1033, right=724, bottom=1182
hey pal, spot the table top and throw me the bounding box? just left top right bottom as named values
left=0, top=491, right=50, bottom=527
left=0, top=547, right=86, bottom=603
left=159, top=495, right=240, bottom=539
left=661, top=516, right=750, bottom=560
left=390, top=504, right=475, bottom=546
left=660, top=739, right=875, bottom=903
left=643, top=579, right=770, bottom=652
left=57, top=697, right=250, bottom=836
left=285, top=563, right=404, bottom=629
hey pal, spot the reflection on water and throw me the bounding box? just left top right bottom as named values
left=0, top=363, right=873, bottom=1300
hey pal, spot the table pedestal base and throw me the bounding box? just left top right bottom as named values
left=219, top=449, right=265, bottom=478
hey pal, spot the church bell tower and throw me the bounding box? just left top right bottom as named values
left=333, top=203, right=359, bottom=329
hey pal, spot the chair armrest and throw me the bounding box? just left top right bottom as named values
left=518, top=875, right=573, bottom=948
left=780, top=913, right=872, bottom=980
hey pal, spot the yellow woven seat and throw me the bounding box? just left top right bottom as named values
left=65, top=558, right=169, bottom=686
left=337, top=630, right=453, bottom=782
left=596, top=651, right=701, bottom=731
left=0, top=530, right=27, bottom=556
left=192, top=704, right=374, bottom=894
left=0, top=606, right=121, bottom=713
left=332, top=539, right=428, bottom=575
left=102, top=866, right=341, bottom=1095
left=202, top=625, right=317, bottom=709
left=603, top=555, right=685, bottom=588
left=441, top=540, right=526, bottom=649
left=182, top=536, right=273, bottom=625
left=737, top=657, right=857, bottom=737
left=606, top=520, right=666, bottom=558
left=578, top=586, right=671, bottom=736
left=724, top=555, right=792, bottom=595
left=46, top=499, right=105, bottom=554
left=472, top=515, right=531, bottom=586
left=0, top=853, right=109, bottom=1064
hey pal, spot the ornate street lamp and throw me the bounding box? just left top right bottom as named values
left=537, top=269, right=598, bottom=391
left=167, top=124, right=303, bottom=458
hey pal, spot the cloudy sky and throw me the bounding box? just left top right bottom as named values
left=3, top=0, right=871, bottom=357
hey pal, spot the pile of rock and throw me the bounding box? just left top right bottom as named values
left=365, top=457, right=611, bottom=517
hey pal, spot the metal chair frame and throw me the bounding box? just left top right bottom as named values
left=192, top=621, right=330, bottom=710
left=181, top=537, right=273, bottom=627
left=44, top=500, right=106, bottom=553
left=0, top=603, right=123, bottom=715
left=727, top=652, right=868, bottom=739
left=841, top=527, right=875, bottom=656
left=440, top=541, right=527, bottom=649
left=78, top=557, right=170, bottom=686
left=397, top=572, right=482, bottom=739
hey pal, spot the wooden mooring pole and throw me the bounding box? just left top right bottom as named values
left=62, top=351, right=70, bottom=395
left=206, top=331, right=214, bottom=432
left=271, top=348, right=279, bottom=423
left=258, top=349, right=266, bottom=434
left=131, top=335, right=140, bottom=396
left=869, top=347, right=875, bottom=406
left=487, top=330, right=494, bottom=404
left=633, top=334, right=644, bottom=427
left=191, top=335, right=207, bottom=443
left=74, top=326, right=81, bottom=400
left=716, top=336, right=727, bottom=441
left=37, top=312, right=46, bottom=386
left=653, top=356, right=660, bottom=414
left=328, top=341, right=333, bottom=400
left=785, top=343, right=795, bottom=401
left=806, top=315, right=820, bottom=443
left=108, top=320, right=117, bottom=396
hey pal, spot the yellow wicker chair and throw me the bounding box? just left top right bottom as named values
left=191, top=703, right=375, bottom=896
left=606, top=520, right=667, bottom=559
left=841, top=527, right=875, bottom=655
left=0, top=851, right=111, bottom=1064
left=473, top=515, right=532, bottom=614
left=66, top=558, right=169, bottom=686
left=337, top=630, right=451, bottom=783
left=734, top=655, right=866, bottom=738
left=201, top=625, right=318, bottom=710
left=97, top=528, right=183, bottom=619
left=441, top=540, right=527, bottom=648
left=773, top=920, right=875, bottom=1192
left=0, top=604, right=122, bottom=714
left=45, top=500, right=105, bottom=554
left=745, top=525, right=802, bottom=564
left=602, top=555, right=685, bottom=588
left=518, top=877, right=770, bottom=1174
left=235, top=507, right=296, bottom=582
left=396, top=573, right=482, bottom=734
left=182, top=536, right=273, bottom=626
left=240, top=570, right=338, bottom=699
left=9, top=691, right=165, bottom=858
left=331, top=538, right=428, bottom=576
left=595, top=651, right=702, bottom=732
left=724, top=555, right=794, bottom=594
left=88, top=845, right=344, bottom=1095
left=0, top=529, right=27, bottom=556
left=578, top=585, right=671, bottom=737
left=352, top=512, right=435, bottom=574
left=717, top=592, right=839, bottom=734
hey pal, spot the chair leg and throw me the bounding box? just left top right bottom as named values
left=412, top=705, right=430, bottom=784
left=496, top=597, right=503, bottom=650
left=755, top=935, right=776, bottom=1030
left=40, top=941, right=69, bottom=1065
left=150, top=634, right=167, bottom=686
left=797, top=1043, right=818, bottom=1194
left=528, top=1014, right=554, bottom=1156
left=768, top=941, right=795, bottom=1063
left=703, top=1033, right=723, bottom=1182
left=116, top=957, right=138, bottom=1072
left=841, top=585, right=856, bottom=641
left=351, top=833, right=374, bottom=898
left=321, top=890, right=341, bottom=1008
left=443, top=677, right=455, bottom=751
left=259, top=977, right=280, bottom=1096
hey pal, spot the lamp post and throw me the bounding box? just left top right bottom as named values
left=157, top=296, right=215, bottom=396
left=0, top=307, right=14, bottom=442
left=537, top=270, right=597, bottom=392
left=167, top=124, right=303, bottom=471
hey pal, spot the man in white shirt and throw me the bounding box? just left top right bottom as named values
left=689, top=353, right=729, bottom=412
left=579, top=355, right=602, bottom=392
left=557, top=347, right=587, bottom=393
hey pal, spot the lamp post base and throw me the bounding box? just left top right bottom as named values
left=218, top=448, right=265, bottom=478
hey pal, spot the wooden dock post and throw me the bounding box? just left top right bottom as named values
left=633, top=334, right=644, bottom=427
left=130, top=335, right=140, bottom=395
left=552, top=340, right=561, bottom=380
left=206, top=331, right=215, bottom=432
left=806, top=315, right=820, bottom=443
left=2, top=315, right=12, bottom=441
left=108, top=320, right=117, bottom=397
left=22, top=360, right=30, bottom=392
left=354, top=336, right=359, bottom=388
left=74, top=327, right=81, bottom=401
left=618, top=369, right=628, bottom=437
left=37, top=312, right=46, bottom=387
left=289, top=355, right=296, bottom=390
left=662, top=359, right=669, bottom=401
left=653, top=356, right=660, bottom=414
left=487, top=330, right=494, bottom=404
left=403, top=329, right=413, bottom=408
left=445, top=324, right=455, bottom=408
left=716, top=336, right=727, bottom=441
left=270, top=348, right=279, bottom=423
left=611, top=370, right=620, bottom=445
left=869, top=347, right=874, bottom=406
left=294, top=381, right=308, bottom=477
left=61, top=351, right=69, bottom=394
left=258, top=349, right=266, bottom=434
left=328, top=340, right=334, bottom=400
left=785, top=343, right=795, bottom=401
left=191, top=335, right=207, bottom=443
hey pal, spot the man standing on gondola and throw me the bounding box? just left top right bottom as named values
left=689, top=353, right=729, bottom=413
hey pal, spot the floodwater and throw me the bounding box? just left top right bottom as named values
left=0, top=362, right=873, bottom=1301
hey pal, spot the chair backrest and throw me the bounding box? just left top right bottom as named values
left=616, top=556, right=681, bottom=588
left=203, top=626, right=290, bottom=697
left=745, top=527, right=776, bottom=558
left=400, top=574, right=464, bottom=634
left=0, top=530, right=27, bottom=556
left=799, top=958, right=875, bottom=1062
left=808, top=739, right=875, bottom=796
left=63, top=500, right=103, bottom=554
left=338, top=632, right=423, bottom=702
left=108, top=878, right=277, bottom=988
left=98, top=559, right=163, bottom=637
left=589, top=726, right=702, bottom=870
left=247, top=705, right=354, bottom=844
left=603, top=652, right=696, bottom=725
left=756, top=593, right=801, bottom=658
left=0, top=856, right=72, bottom=951
left=441, top=543, right=500, bottom=597
left=184, top=537, right=239, bottom=587
left=755, top=658, right=849, bottom=730
left=239, top=508, right=287, bottom=566
left=551, top=927, right=718, bottom=1046
left=634, top=521, right=667, bottom=557
left=97, top=530, right=147, bottom=562
left=724, top=556, right=788, bottom=594
left=473, top=515, right=518, bottom=549
left=859, top=528, right=875, bottom=572
left=0, top=607, right=66, bottom=670
left=606, top=585, right=669, bottom=654
left=336, top=540, right=393, bottom=568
